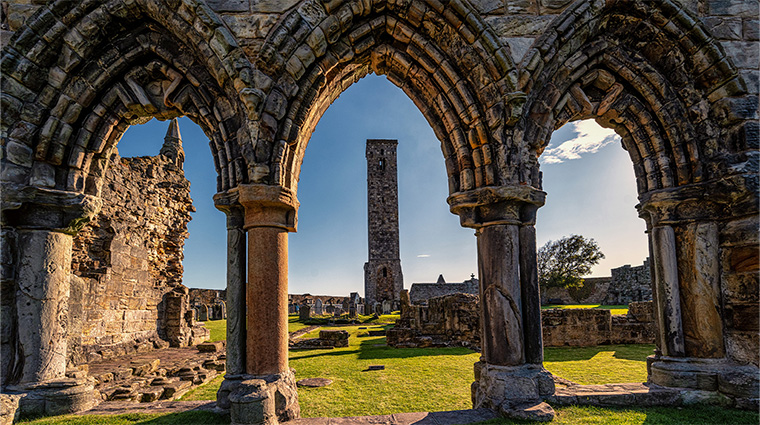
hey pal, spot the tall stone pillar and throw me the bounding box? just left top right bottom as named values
left=639, top=188, right=757, bottom=403
left=215, top=185, right=300, bottom=424
left=16, top=229, right=71, bottom=384
left=224, top=206, right=246, bottom=376
left=2, top=190, right=101, bottom=417
left=449, top=186, right=554, bottom=419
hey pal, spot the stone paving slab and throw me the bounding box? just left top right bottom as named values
left=82, top=401, right=498, bottom=425
left=292, top=409, right=499, bottom=425
left=82, top=400, right=219, bottom=415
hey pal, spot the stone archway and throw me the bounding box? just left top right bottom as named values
left=1, top=0, right=252, bottom=416
left=517, top=0, right=758, bottom=400
left=2, top=0, right=757, bottom=422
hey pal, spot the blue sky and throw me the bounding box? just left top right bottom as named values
left=118, top=75, right=648, bottom=294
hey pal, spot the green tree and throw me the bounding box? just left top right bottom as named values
left=537, top=235, right=605, bottom=289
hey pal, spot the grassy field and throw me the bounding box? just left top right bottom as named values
left=202, top=316, right=313, bottom=343
left=542, top=304, right=629, bottom=315
left=19, top=325, right=757, bottom=424
left=20, top=316, right=756, bottom=424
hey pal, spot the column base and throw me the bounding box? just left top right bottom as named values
left=648, top=355, right=759, bottom=406
left=218, top=369, right=300, bottom=425
left=4, top=377, right=100, bottom=420
left=472, top=362, right=555, bottom=416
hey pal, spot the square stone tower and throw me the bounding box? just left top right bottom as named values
left=364, top=139, right=404, bottom=308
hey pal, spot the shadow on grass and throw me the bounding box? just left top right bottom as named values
left=544, top=344, right=654, bottom=362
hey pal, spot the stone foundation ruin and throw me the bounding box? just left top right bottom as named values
left=389, top=290, right=655, bottom=350
left=2, top=0, right=757, bottom=423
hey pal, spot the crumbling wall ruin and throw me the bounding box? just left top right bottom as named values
left=67, top=125, right=208, bottom=366
left=387, top=290, right=481, bottom=349
left=389, top=289, right=655, bottom=349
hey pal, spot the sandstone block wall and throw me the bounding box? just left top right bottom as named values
left=541, top=260, right=652, bottom=306
left=67, top=144, right=201, bottom=366
left=389, top=292, right=655, bottom=349
left=541, top=307, right=655, bottom=347
left=387, top=292, right=481, bottom=349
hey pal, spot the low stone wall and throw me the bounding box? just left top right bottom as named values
left=388, top=291, right=655, bottom=349
left=386, top=291, right=480, bottom=349
left=538, top=303, right=656, bottom=347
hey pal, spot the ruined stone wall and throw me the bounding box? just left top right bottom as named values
left=541, top=277, right=612, bottom=305
left=390, top=291, right=655, bottom=349
left=542, top=305, right=655, bottom=347
left=409, top=278, right=479, bottom=304
left=540, top=260, right=652, bottom=306
left=67, top=145, right=206, bottom=366
left=604, top=260, right=652, bottom=305
left=189, top=288, right=226, bottom=306
left=387, top=291, right=481, bottom=349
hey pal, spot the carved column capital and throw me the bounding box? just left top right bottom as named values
left=447, top=185, right=546, bottom=229
left=637, top=176, right=758, bottom=227
left=215, top=184, right=299, bottom=232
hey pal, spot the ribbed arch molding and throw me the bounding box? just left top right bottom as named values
left=517, top=0, right=747, bottom=196
left=1, top=0, right=252, bottom=197
left=251, top=0, right=522, bottom=194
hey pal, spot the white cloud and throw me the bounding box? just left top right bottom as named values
left=540, top=120, right=619, bottom=164
left=416, top=254, right=431, bottom=258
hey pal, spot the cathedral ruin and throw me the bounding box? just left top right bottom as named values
left=1, top=0, right=758, bottom=423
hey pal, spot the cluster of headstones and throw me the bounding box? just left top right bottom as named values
left=192, top=299, right=227, bottom=322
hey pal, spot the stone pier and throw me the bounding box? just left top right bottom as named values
left=215, top=185, right=301, bottom=424
left=639, top=187, right=759, bottom=406
left=449, top=186, right=555, bottom=421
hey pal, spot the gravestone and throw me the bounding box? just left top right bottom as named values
left=299, top=304, right=311, bottom=321
left=314, top=299, right=323, bottom=315
left=382, top=300, right=392, bottom=315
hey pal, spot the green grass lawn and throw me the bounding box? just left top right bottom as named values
left=202, top=316, right=313, bottom=343
left=203, top=320, right=226, bottom=342
left=545, top=344, right=654, bottom=384
left=21, top=317, right=756, bottom=424
left=542, top=304, right=629, bottom=315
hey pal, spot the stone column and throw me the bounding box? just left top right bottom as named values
left=449, top=186, right=554, bottom=419
left=216, top=185, right=300, bottom=424
left=677, top=222, right=724, bottom=358
left=15, top=229, right=71, bottom=384
left=246, top=225, right=288, bottom=374
left=3, top=190, right=102, bottom=417
left=519, top=224, right=544, bottom=365
left=477, top=224, right=524, bottom=366
left=651, top=225, right=685, bottom=357
left=225, top=207, right=246, bottom=376
left=639, top=187, right=757, bottom=401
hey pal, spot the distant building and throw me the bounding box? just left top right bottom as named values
left=409, top=274, right=479, bottom=305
